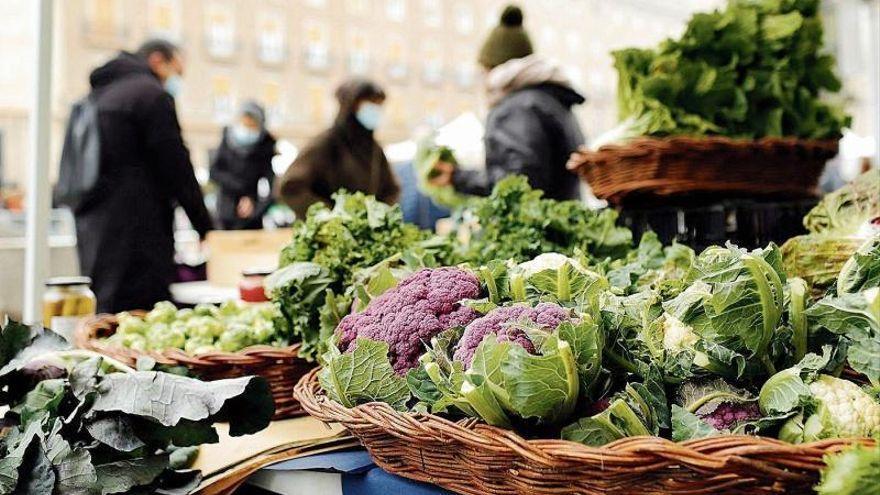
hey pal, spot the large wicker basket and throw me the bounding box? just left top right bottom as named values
left=567, top=136, right=839, bottom=205
left=75, top=312, right=314, bottom=419
left=295, top=368, right=874, bottom=495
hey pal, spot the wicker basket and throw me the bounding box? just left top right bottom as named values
left=567, top=136, right=839, bottom=205
left=75, top=312, right=314, bottom=419
left=295, top=368, right=874, bottom=495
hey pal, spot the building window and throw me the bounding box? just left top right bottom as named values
left=303, top=21, right=330, bottom=71
left=210, top=74, right=235, bottom=123
left=421, top=42, right=443, bottom=86
left=454, top=3, right=474, bottom=34
left=305, top=0, right=327, bottom=8
left=307, top=84, right=328, bottom=124
left=262, top=81, right=284, bottom=127
left=84, top=0, right=126, bottom=40
left=422, top=0, right=442, bottom=28
left=257, top=11, right=286, bottom=65
left=146, top=0, right=182, bottom=41
left=386, top=37, right=408, bottom=81
left=454, top=60, right=474, bottom=89
left=385, top=0, right=405, bottom=22
left=347, top=30, right=369, bottom=75
left=205, top=3, right=236, bottom=59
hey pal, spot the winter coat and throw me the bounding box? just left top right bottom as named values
left=71, top=52, right=212, bottom=313
left=275, top=84, right=399, bottom=219
left=209, top=128, right=276, bottom=230
left=454, top=55, right=585, bottom=200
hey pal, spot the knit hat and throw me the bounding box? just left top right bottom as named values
left=478, top=5, right=534, bottom=69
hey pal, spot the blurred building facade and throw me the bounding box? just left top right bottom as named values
left=1, top=0, right=876, bottom=193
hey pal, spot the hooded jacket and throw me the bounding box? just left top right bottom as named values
left=275, top=81, right=399, bottom=218
left=209, top=124, right=276, bottom=230
left=72, top=51, right=212, bottom=312
left=454, top=55, right=586, bottom=200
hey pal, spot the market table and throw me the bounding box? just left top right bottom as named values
left=246, top=450, right=455, bottom=495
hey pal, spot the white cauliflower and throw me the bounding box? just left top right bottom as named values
left=809, top=375, right=880, bottom=439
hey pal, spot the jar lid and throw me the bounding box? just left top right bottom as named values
left=45, top=276, right=92, bottom=287
left=242, top=267, right=274, bottom=277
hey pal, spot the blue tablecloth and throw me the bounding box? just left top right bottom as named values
left=260, top=450, right=454, bottom=495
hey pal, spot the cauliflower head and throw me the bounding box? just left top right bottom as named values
left=809, top=375, right=880, bottom=439
left=453, top=302, right=571, bottom=367
left=336, top=267, right=482, bottom=374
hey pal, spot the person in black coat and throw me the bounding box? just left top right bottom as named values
left=209, top=101, right=277, bottom=230
left=71, top=39, right=213, bottom=313
left=430, top=5, right=585, bottom=201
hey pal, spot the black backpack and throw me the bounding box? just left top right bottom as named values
left=55, top=95, right=101, bottom=212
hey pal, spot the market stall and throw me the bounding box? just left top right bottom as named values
left=4, top=0, right=879, bottom=494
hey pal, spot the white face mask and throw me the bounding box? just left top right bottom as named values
left=355, top=102, right=383, bottom=131
left=231, top=123, right=260, bottom=146
left=163, top=73, right=183, bottom=98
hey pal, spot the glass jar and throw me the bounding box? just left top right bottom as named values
left=43, top=277, right=97, bottom=341
left=238, top=268, right=272, bottom=303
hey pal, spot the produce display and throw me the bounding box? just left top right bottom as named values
left=317, top=230, right=880, bottom=451
left=268, top=178, right=631, bottom=362
left=0, top=318, right=274, bottom=495
left=99, top=300, right=288, bottom=355
left=613, top=0, right=850, bottom=139
left=783, top=170, right=880, bottom=288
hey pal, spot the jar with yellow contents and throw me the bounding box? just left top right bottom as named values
left=42, top=277, right=97, bottom=341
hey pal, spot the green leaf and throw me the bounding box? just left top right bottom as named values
left=18, top=379, right=66, bottom=424
left=758, top=349, right=830, bottom=415
left=837, top=235, right=880, bottom=294
left=84, top=416, right=146, bottom=452
left=90, top=372, right=274, bottom=437
left=318, top=338, right=410, bottom=410
left=671, top=405, right=718, bottom=441
left=95, top=456, right=169, bottom=494
left=501, top=335, right=579, bottom=424
left=761, top=11, right=803, bottom=40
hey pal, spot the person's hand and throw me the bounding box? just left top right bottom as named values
left=428, top=161, right=455, bottom=187
left=237, top=197, right=255, bottom=218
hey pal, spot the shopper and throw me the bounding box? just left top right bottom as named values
left=209, top=101, right=277, bottom=230
left=61, top=39, right=212, bottom=313
left=275, top=79, right=399, bottom=218
left=430, top=5, right=585, bottom=200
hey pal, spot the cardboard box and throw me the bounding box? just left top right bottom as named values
left=205, top=229, right=291, bottom=286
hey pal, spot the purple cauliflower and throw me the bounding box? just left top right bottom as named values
left=336, top=267, right=482, bottom=374
left=453, top=302, right=571, bottom=367
left=699, top=401, right=762, bottom=431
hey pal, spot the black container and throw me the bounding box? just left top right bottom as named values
left=619, top=198, right=818, bottom=252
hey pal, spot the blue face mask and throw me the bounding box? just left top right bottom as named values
left=355, top=102, right=383, bottom=131
left=230, top=124, right=260, bottom=146
left=163, top=74, right=183, bottom=98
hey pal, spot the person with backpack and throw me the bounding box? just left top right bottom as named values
left=429, top=5, right=585, bottom=201
left=209, top=101, right=277, bottom=230
left=56, top=39, right=212, bottom=313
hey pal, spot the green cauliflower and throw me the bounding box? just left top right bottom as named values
left=116, top=312, right=148, bottom=335
left=145, top=301, right=178, bottom=324
left=217, top=323, right=254, bottom=352
left=184, top=338, right=217, bottom=355
left=185, top=316, right=225, bottom=340
left=146, top=322, right=186, bottom=351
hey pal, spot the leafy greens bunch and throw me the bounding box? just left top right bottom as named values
left=0, top=319, right=274, bottom=495
left=458, top=176, right=632, bottom=263
left=613, top=0, right=850, bottom=139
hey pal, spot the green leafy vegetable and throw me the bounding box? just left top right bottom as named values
left=612, top=0, right=849, bottom=139
left=815, top=443, right=880, bottom=495
left=318, top=338, right=410, bottom=410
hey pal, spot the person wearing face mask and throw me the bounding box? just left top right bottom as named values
left=275, top=79, right=399, bottom=218
left=61, top=39, right=213, bottom=313
left=429, top=5, right=585, bottom=201
left=209, top=101, right=277, bottom=230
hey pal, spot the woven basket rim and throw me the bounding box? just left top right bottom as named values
left=295, top=367, right=875, bottom=465
left=570, top=135, right=839, bottom=161
left=74, top=312, right=302, bottom=368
